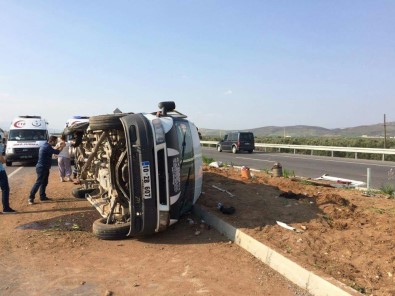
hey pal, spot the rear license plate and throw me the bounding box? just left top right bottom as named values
left=20, top=155, right=32, bottom=159
left=141, top=161, right=152, bottom=199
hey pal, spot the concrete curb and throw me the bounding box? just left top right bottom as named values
left=193, top=204, right=361, bottom=296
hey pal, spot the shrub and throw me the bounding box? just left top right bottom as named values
left=282, top=169, right=295, bottom=179
left=202, top=155, right=215, bottom=165
left=380, top=184, right=394, bottom=198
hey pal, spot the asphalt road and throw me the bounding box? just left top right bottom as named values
left=202, top=147, right=395, bottom=189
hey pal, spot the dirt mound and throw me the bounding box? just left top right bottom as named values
left=199, top=166, right=395, bottom=295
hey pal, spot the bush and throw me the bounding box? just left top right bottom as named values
left=380, top=184, right=394, bottom=198
left=202, top=155, right=215, bottom=165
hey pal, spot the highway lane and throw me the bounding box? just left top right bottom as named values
left=7, top=152, right=395, bottom=189
left=3, top=164, right=29, bottom=182
left=202, top=147, right=395, bottom=189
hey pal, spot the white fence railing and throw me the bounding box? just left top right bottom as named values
left=200, top=141, right=395, bottom=161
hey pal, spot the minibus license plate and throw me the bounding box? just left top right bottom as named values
left=141, top=161, right=152, bottom=199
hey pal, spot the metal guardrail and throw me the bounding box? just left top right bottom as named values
left=200, top=141, right=395, bottom=161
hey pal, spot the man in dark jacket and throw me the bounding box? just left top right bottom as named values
left=0, top=146, right=16, bottom=213
left=28, top=136, right=65, bottom=205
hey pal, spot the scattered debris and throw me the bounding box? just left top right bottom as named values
left=212, top=185, right=225, bottom=192
left=72, top=224, right=81, bottom=230
left=209, top=161, right=224, bottom=168
left=212, top=185, right=235, bottom=197
left=276, top=221, right=304, bottom=233
left=315, top=174, right=366, bottom=188
left=225, top=190, right=236, bottom=197
left=272, top=163, right=283, bottom=177
left=279, top=191, right=304, bottom=200
left=241, top=166, right=251, bottom=179
left=217, top=203, right=236, bottom=215
left=362, top=191, right=376, bottom=197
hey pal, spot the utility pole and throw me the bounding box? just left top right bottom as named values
left=384, top=114, right=387, bottom=149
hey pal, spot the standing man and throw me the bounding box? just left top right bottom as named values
left=28, top=136, right=65, bottom=205
left=0, top=146, right=16, bottom=213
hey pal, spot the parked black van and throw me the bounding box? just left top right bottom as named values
left=216, top=132, right=255, bottom=154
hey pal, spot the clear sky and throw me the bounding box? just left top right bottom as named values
left=1, top=0, right=394, bottom=132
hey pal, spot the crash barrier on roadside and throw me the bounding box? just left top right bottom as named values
left=200, top=141, right=395, bottom=161
left=193, top=204, right=361, bottom=296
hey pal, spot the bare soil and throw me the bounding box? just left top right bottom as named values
left=1, top=164, right=394, bottom=295
left=199, top=166, right=395, bottom=295
left=0, top=166, right=310, bottom=296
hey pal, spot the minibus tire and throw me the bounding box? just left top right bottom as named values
left=92, top=218, right=130, bottom=240
left=89, top=114, right=130, bottom=130
left=72, top=187, right=97, bottom=199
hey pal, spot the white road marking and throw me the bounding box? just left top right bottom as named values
left=235, top=157, right=273, bottom=163
left=8, top=167, right=23, bottom=178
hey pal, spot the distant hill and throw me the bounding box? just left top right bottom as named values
left=200, top=122, right=395, bottom=138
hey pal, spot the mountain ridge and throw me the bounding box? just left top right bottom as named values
left=200, top=122, right=395, bottom=138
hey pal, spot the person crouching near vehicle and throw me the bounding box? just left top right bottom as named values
left=0, top=146, right=16, bottom=213
left=56, top=134, right=73, bottom=182
left=28, top=136, right=65, bottom=205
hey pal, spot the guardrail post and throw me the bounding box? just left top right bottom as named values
left=355, top=152, right=357, bottom=159
left=331, top=151, right=334, bottom=157
left=382, top=154, right=385, bottom=161
left=367, top=168, right=371, bottom=190
left=311, top=150, right=313, bottom=156
left=294, top=149, right=296, bottom=154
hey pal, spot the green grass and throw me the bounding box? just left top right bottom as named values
left=202, top=155, right=215, bottom=165
left=298, top=180, right=315, bottom=186
left=282, top=168, right=295, bottom=178
left=380, top=184, right=395, bottom=198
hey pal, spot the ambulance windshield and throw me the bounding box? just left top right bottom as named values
left=9, top=130, right=48, bottom=141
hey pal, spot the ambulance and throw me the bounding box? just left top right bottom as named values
left=65, top=116, right=90, bottom=130
left=64, top=116, right=90, bottom=163
left=5, top=116, right=49, bottom=166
